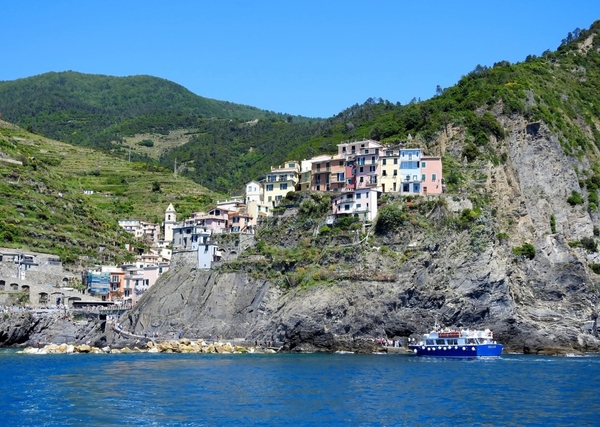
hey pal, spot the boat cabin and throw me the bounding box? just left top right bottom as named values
left=423, top=330, right=494, bottom=347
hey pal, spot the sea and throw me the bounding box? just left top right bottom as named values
left=0, top=350, right=599, bottom=426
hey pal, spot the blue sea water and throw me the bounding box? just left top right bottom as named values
left=0, top=350, right=599, bottom=426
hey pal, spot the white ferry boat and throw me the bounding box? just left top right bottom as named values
left=408, top=328, right=503, bottom=358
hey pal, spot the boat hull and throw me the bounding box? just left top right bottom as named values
left=408, top=343, right=503, bottom=358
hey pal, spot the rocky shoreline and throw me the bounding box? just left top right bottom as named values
left=0, top=310, right=596, bottom=357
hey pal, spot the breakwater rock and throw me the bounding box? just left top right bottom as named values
left=18, top=339, right=271, bottom=355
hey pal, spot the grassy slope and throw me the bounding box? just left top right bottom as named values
left=0, top=121, right=222, bottom=264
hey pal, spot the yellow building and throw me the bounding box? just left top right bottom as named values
left=263, top=161, right=300, bottom=206
left=379, top=146, right=401, bottom=193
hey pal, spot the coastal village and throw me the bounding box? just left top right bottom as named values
left=0, top=138, right=442, bottom=311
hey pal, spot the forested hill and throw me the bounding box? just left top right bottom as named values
left=162, top=21, right=600, bottom=193
left=0, top=71, right=314, bottom=150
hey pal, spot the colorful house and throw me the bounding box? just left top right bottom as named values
left=245, top=181, right=263, bottom=203
left=310, top=154, right=346, bottom=192
left=420, top=156, right=443, bottom=195
left=379, top=146, right=401, bottom=193
left=332, top=188, right=379, bottom=221
left=264, top=161, right=300, bottom=206
left=399, top=148, right=422, bottom=194
left=338, top=140, right=382, bottom=191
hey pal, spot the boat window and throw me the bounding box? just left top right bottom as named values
left=447, top=339, right=458, bottom=345
left=426, top=340, right=434, bottom=345
left=467, top=338, right=477, bottom=344
left=435, top=339, right=445, bottom=345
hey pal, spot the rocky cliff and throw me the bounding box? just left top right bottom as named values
left=117, top=120, right=600, bottom=354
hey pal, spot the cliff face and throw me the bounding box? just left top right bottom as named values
left=120, top=118, right=600, bottom=354
left=0, top=311, right=106, bottom=347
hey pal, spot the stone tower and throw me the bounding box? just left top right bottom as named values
left=164, top=203, right=176, bottom=243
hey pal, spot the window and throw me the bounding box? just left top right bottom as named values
left=403, top=183, right=409, bottom=192
left=393, top=170, right=398, bottom=176
left=422, top=174, right=426, bottom=182
left=356, top=193, right=362, bottom=199
left=371, top=156, right=376, bottom=164
left=382, top=158, right=387, bottom=165
left=394, top=158, right=398, bottom=164
left=369, top=166, right=376, bottom=172
left=432, top=173, right=437, bottom=182
left=359, top=176, right=364, bottom=183
left=345, top=204, right=350, bottom=211
left=421, top=161, right=426, bottom=168
left=280, top=183, right=287, bottom=190
left=393, top=183, right=397, bottom=191
left=382, top=170, right=387, bottom=176
left=276, top=195, right=283, bottom=201
left=288, top=163, right=295, bottom=168
left=266, top=184, right=273, bottom=191
left=359, top=167, right=364, bottom=173
left=357, top=204, right=361, bottom=209
left=365, top=149, right=369, bottom=154
left=339, top=160, right=344, bottom=166
left=400, top=161, right=419, bottom=169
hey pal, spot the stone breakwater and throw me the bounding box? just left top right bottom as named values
left=18, top=339, right=278, bottom=355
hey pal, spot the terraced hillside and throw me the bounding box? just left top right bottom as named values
left=0, top=120, right=220, bottom=265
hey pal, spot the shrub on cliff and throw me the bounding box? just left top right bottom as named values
left=567, top=191, right=584, bottom=206
left=513, top=243, right=536, bottom=259
left=375, top=204, right=405, bottom=235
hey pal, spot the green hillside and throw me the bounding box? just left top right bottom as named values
left=0, top=71, right=315, bottom=152
left=161, top=23, right=600, bottom=193
left=0, top=120, right=221, bottom=265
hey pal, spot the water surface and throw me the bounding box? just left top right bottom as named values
left=1, top=350, right=598, bottom=426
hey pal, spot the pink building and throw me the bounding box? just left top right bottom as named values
left=337, top=140, right=382, bottom=191
left=310, top=155, right=346, bottom=192
left=421, top=156, right=443, bottom=195
left=189, top=208, right=230, bottom=233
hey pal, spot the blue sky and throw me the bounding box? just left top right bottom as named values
left=3, top=1, right=600, bottom=118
